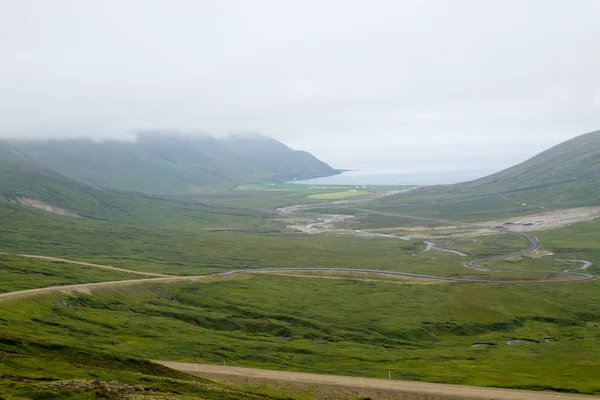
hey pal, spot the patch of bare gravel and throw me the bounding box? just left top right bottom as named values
left=367, top=207, right=600, bottom=239
left=475, top=207, right=600, bottom=232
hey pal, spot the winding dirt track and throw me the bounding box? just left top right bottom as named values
left=156, top=361, right=600, bottom=400
left=6, top=254, right=171, bottom=277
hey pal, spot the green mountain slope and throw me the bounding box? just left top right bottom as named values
left=10, top=132, right=338, bottom=194
left=461, top=129, right=600, bottom=194
left=375, top=130, right=600, bottom=221
left=0, top=142, right=268, bottom=230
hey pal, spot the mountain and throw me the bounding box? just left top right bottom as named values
left=460, top=129, right=600, bottom=195
left=8, top=133, right=338, bottom=195
left=0, top=142, right=267, bottom=229
left=376, top=130, right=600, bottom=218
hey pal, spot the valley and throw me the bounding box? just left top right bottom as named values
left=3, top=1, right=600, bottom=398
left=1, top=132, right=600, bottom=399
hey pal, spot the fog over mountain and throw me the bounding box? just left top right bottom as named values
left=2, top=0, right=599, bottom=182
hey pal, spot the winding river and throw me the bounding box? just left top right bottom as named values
left=276, top=191, right=595, bottom=284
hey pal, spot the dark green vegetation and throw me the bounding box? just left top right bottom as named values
left=372, top=130, right=600, bottom=222
left=0, top=335, right=289, bottom=399
left=2, top=272, right=599, bottom=394
left=0, top=143, right=273, bottom=229
left=0, top=254, right=142, bottom=293
left=8, top=132, right=339, bottom=194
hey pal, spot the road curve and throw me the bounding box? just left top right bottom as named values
left=279, top=200, right=595, bottom=283
left=5, top=254, right=172, bottom=278
left=463, top=230, right=595, bottom=280
left=1, top=263, right=595, bottom=304
left=155, top=361, right=600, bottom=400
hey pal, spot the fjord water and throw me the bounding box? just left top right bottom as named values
left=294, top=141, right=554, bottom=185
left=292, top=169, right=491, bottom=185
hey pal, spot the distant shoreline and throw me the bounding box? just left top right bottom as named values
left=287, top=169, right=489, bottom=186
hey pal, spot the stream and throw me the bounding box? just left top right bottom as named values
left=275, top=190, right=595, bottom=283
left=277, top=189, right=463, bottom=256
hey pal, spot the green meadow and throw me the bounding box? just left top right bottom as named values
left=0, top=254, right=143, bottom=293
left=1, top=272, right=599, bottom=394
left=1, top=201, right=523, bottom=279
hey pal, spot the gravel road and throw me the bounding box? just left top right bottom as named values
left=156, top=361, right=600, bottom=400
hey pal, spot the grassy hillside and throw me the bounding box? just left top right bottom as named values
left=464, top=129, right=600, bottom=194
left=373, top=130, right=600, bottom=221
left=0, top=334, right=292, bottom=399
left=2, top=272, right=599, bottom=394
left=0, top=254, right=144, bottom=293
left=0, top=142, right=271, bottom=230
left=9, top=132, right=339, bottom=194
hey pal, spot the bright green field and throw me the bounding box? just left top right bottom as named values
left=307, top=190, right=369, bottom=199
left=235, top=184, right=287, bottom=191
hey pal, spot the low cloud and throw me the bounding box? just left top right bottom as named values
left=1, top=0, right=599, bottom=173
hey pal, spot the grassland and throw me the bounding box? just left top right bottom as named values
left=0, top=254, right=143, bottom=293
left=3, top=202, right=527, bottom=279
left=536, top=219, right=600, bottom=265
left=481, top=257, right=580, bottom=273
left=1, top=272, right=599, bottom=394
left=0, top=334, right=295, bottom=400
left=2, top=156, right=600, bottom=399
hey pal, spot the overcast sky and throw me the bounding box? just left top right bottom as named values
left=1, top=0, right=599, bottom=178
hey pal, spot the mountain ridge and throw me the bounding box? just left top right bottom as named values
left=0, top=141, right=269, bottom=229
left=461, top=129, right=600, bottom=193
left=8, top=133, right=339, bottom=195
left=376, top=129, right=600, bottom=217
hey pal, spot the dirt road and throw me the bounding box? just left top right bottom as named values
left=156, top=361, right=599, bottom=400
left=277, top=200, right=596, bottom=282
left=0, top=275, right=212, bottom=302
left=10, top=254, right=172, bottom=277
